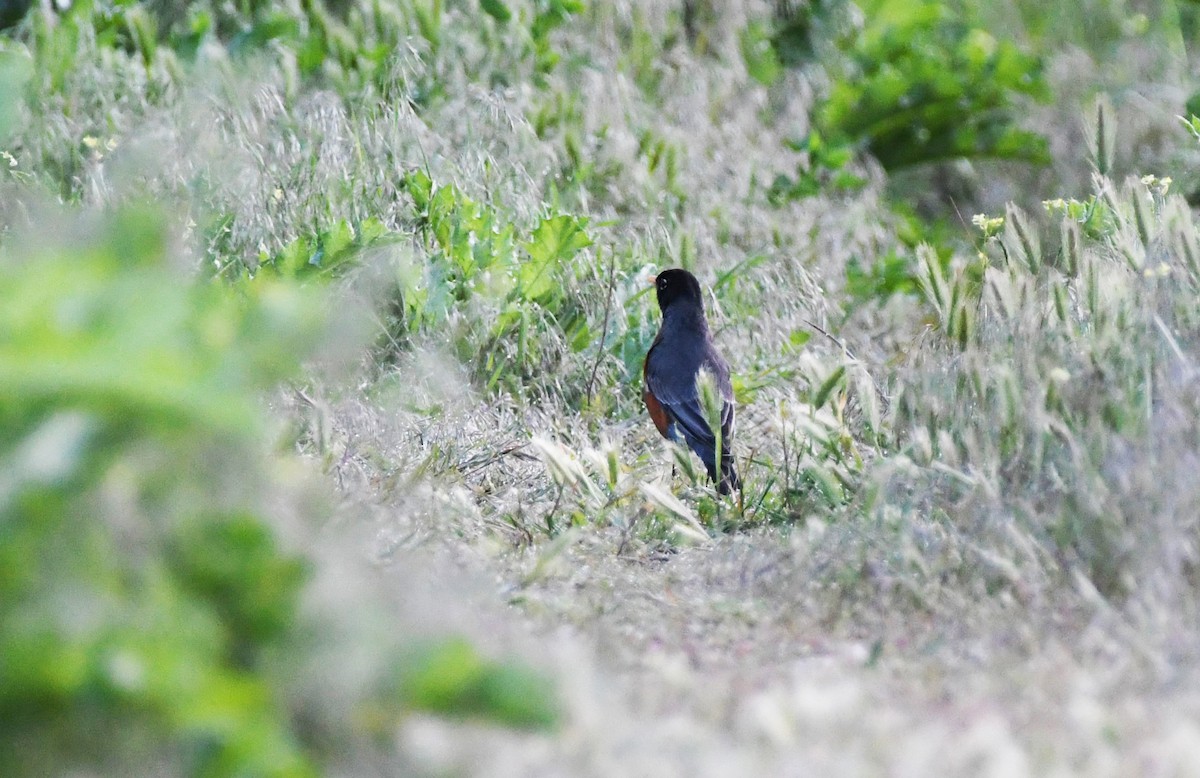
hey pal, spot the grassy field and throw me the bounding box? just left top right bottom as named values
left=5, top=0, right=1200, bottom=774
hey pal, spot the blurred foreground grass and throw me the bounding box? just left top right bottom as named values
left=0, top=204, right=556, bottom=774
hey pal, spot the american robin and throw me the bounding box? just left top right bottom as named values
left=643, top=268, right=741, bottom=494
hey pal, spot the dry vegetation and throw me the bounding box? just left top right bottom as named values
left=6, top=0, right=1200, bottom=774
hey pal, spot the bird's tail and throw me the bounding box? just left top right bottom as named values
left=714, top=453, right=741, bottom=495
left=693, top=441, right=741, bottom=495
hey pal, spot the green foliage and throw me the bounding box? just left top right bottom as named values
left=404, top=170, right=520, bottom=308
left=776, top=355, right=877, bottom=517
left=252, top=217, right=396, bottom=283
left=844, top=250, right=919, bottom=302
left=1180, top=113, right=1200, bottom=144
left=479, top=0, right=514, bottom=24
left=396, top=637, right=558, bottom=729
left=767, top=131, right=867, bottom=204
left=528, top=435, right=720, bottom=544
left=766, top=0, right=838, bottom=68
left=0, top=203, right=558, bottom=774
left=837, top=202, right=961, bottom=308
left=1043, top=195, right=1118, bottom=242
left=0, top=205, right=324, bottom=775
left=0, top=206, right=319, bottom=435
left=393, top=171, right=593, bottom=396
left=744, top=0, right=1049, bottom=177
left=758, top=1, right=1030, bottom=303
left=167, top=513, right=310, bottom=663
left=531, top=0, right=584, bottom=74
left=816, top=0, right=1050, bottom=171
left=638, top=128, right=685, bottom=204
left=740, top=20, right=782, bottom=86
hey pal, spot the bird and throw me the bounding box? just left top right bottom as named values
left=643, top=268, right=741, bottom=494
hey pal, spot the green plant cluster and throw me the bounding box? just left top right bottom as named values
left=754, top=0, right=1053, bottom=314
left=253, top=217, right=396, bottom=283
left=386, top=171, right=594, bottom=396
left=818, top=0, right=1050, bottom=171
left=756, top=0, right=1050, bottom=203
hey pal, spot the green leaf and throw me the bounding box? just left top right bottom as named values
left=520, top=214, right=591, bottom=302
left=813, top=365, right=847, bottom=411
left=296, top=30, right=328, bottom=74
left=479, top=0, right=512, bottom=23
left=229, top=11, right=300, bottom=57
left=567, top=319, right=592, bottom=352
left=318, top=219, right=355, bottom=267
left=802, top=464, right=845, bottom=506
left=169, top=513, right=310, bottom=650
left=397, top=638, right=558, bottom=730
left=405, top=170, right=434, bottom=215
left=168, top=7, right=212, bottom=62
left=414, top=0, right=443, bottom=52
left=740, top=21, right=782, bottom=87
left=788, top=329, right=812, bottom=349
left=123, top=6, right=158, bottom=67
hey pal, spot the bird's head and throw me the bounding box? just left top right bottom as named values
left=652, top=268, right=704, bottom=313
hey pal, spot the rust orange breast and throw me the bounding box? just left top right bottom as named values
left=642, top=353, right=671, bottom=438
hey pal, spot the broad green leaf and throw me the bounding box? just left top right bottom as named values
left=521, top=214, right=591, bottom=302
